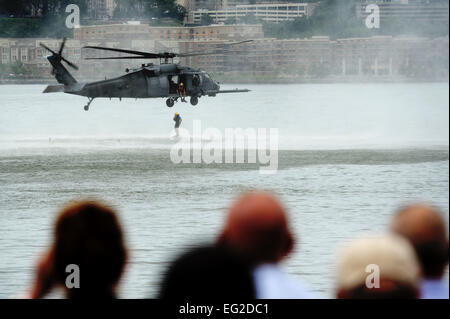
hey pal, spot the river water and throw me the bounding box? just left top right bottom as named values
left=0, top=83, right=448, bottom=298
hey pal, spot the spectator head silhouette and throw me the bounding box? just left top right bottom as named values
left=31, top=200, right=127, bottom=299
left=390, top=203, right=449, bottom=279
left=336, top=235, right=420, bottom=299
left=218, top=191, right=294, bottom=266
left=159, top=244, right=255, bottom=300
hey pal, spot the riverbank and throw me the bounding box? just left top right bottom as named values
left=0, top=76, right=448, bottom=85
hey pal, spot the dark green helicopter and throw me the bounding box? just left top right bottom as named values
left=41, top=38, right=251, bottom=111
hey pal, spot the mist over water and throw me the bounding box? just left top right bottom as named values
left=0, top=83, right=448, bottom=298
left=0, top=83, right=448, bottom=150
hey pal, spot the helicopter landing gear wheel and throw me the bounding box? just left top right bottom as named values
left=190, top=96, right=198, bottom=106
left=166, top=98, right=175, bottom=107
left=84, top=97, right=94, bottom=111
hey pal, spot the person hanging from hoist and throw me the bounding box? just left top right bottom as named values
left=173, top=112, right=182, bottom=137
left=177, top=82, right=186, bottom=102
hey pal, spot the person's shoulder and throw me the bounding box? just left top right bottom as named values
left=420, top=279, right=449, bottom=299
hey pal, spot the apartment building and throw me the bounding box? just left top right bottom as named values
left=189, top=2, right=317, bottom=24
left=74, top=23, right=264, bottom=41
left=179, top=35, right=449, bottom=79
left=88, top=0, right=117, bottom=19
left=0, top=38, right=81, bottom=77
left=179, top=36, right=332, bottom=74
left=1, top=27, right=447, bottom=81
left=356, top=0, right=449, bottom=23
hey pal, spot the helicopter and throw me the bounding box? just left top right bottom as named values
left=41, top=38, right=251, bottom=111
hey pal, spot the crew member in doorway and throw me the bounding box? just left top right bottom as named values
left=178, top=82, right=186, bottom=102
left=173, top=112, right=182, bottom=137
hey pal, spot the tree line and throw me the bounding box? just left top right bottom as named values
left=0, top=0, right=186, bottom=20
left=0, top=0, right=187, bottom=37
left=0, top=0, right=88, bottom=17
left=113, top=0, right=186, bottom=22
left=220, top=0, right=448, bottom=39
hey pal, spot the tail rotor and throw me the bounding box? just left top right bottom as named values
left=40, top=37, right=79, bottom=75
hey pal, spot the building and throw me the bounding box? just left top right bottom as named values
left=186, top=0, right=225, bottom=10
left=74, top=22, right=151, bottom=40
left=88, top=0, right=117, bottom=19
left=179, top=36, right=332, bottom=74
left=1, top=21, right=448, bottom=81
left=184, top=0, right=292, bottom=10
left=189, top=2, right=317, bottom=24
left=74, top=22, right=264, bottom=41
left=356, top=0, right=449, bottom=24
left=179, top=35, right=449, bottom=79
left=0, top=38, right=81, bottom=77
left=71, top=23, right=263, bottom=79
left=73, top=23, right=262, bottom=79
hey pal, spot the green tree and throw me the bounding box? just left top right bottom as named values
left=9, top=62, right=27, bottom=76
left=224, top=17, right=237, bottom=25
left=0, top=0, right=30, bottom=16
left=200, top=14, right=214, bottom=26
left=262, top=0, right=448, bottom=40
left=114, top=0, right=186, bottom=22
left=0, top=0, right=88, bottom=17
left=239, top=13, right=261, bottom=25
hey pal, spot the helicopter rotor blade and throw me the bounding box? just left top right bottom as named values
left=177, top=40, right=252, bottom=57
left=85, top=56, right=153, bottom=60
left=177, top=49, right=233, bottom=58
left=39, top=43, right=56, bottom=55
left=217, top=39, right=253, bottom=46
left=61, top=56, right=79, bottom=70
left=83, top=40, right=252, bottom=61
left=58, top=37, right=67, bottom=55
left=83, top=46, right=160, bottom=58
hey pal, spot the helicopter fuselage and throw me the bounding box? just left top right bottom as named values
left=66, top=63, right=220, bottom=99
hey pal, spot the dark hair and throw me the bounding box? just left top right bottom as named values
left=414, top=241, right=449, bottom=278
left=159, top=244, right=255, bottom=300
left=343, top=280, right=418, bottom=299
left=52, top=201, right=127, bottom=298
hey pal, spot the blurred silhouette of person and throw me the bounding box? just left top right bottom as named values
left=29, top=200, right=127, bottom=299
left=218, top=191, right=315, bottom=299
left=159, top=244, right=255, bottom=300
left=336, top=235, right=420, bottom=299
left=390, top=204, right=449, bottom=299
left=173, top=112, right=182, bottom=137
